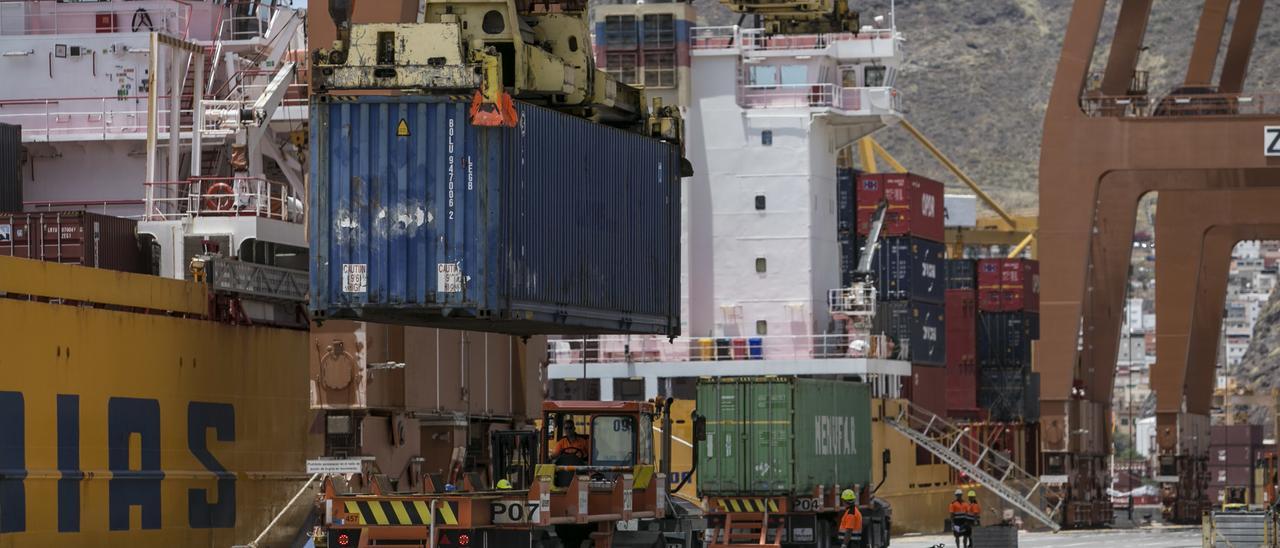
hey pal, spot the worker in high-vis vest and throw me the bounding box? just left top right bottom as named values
left=949, top=488, right=971, bottom=548
left=837, top=489, right=863, bottom=548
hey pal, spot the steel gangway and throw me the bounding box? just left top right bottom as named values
left=885, top=401, right=1063, bottom=531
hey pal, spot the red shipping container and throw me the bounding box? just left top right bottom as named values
left=945, top=289, right=978, bottom=413
left=0, top=211, right=144, bottom=273
left=1212, top=446, right=1255, bottom=466
left=854, top=173, right=944, bottom=242
left=977, top=258, right=1040, bottom=312
left=906, top=363, right=948, bottom=415
left=1209, top=465, right=1253, bottom=486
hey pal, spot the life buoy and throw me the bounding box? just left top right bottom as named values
left=203, top=182, right=236, bottom=212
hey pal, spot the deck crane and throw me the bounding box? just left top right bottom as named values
left=829, top=199, right=888, bottom=350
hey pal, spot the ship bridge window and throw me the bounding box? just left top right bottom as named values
left=604, top=15, right=637, bottom=48
left=643, top=51, right=675, bottom=88
left=865, top=65, right=887, bottom=87
left=755, top=195, right=766, bottom=210
left=642, top=14, right=674, bottom=49
left=748, top=65, right=808, bottom=87
left=756, top=320, right=768, bottom=335
left=761, top=130, right=772, bottom=146
left=605, top=52, right=638, bottom=85
left=755, top=257, right=767, bottom=273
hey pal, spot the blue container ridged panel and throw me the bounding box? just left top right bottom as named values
left=312, top=99, right=489, bottom=309
left=311, top=96, right=680, bottom=335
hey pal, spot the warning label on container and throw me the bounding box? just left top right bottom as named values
left=396, top=118, right=410, bottom=137
left=342, top=263, right=368, bottom=293
left=437, top=262, right=462, bottom=293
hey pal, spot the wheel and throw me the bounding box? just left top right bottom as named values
left=816, top=518, right=833, bottom=548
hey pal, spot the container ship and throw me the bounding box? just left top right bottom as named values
left=0, top=1, right=320, bottom=545
left=541, top=1, right=1052, bottom=536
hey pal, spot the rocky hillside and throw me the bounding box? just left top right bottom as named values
left=673, top=0, right=1280, bottom=211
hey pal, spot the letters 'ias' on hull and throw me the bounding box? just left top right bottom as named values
left=0, top=257, right=320, bottom=545
left=310, top=96, right=682, bottom=337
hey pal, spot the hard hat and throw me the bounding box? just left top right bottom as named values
left=841, top=489, right=857, bottom=502
left=444, top=483, right=457, bottom=492
left=497, top=479, right=513, bottom=490
left=955, top=488, right=964, bottom=496
left=968, top=490, right=978, bottom=498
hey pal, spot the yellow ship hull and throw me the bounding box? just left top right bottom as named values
left=0, top=256, right=319, bottom=547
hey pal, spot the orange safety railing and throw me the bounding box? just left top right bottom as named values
left=144, top=177, right=301, bottom=223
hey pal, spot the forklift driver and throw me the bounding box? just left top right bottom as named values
left=553, top=421, right=591, bottom=460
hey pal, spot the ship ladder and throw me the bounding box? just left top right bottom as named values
left=706, top=513, right=782, bottom=548
left=885, top=401, right=1063, bottom=531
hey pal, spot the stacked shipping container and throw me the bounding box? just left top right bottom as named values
left=1207, top=424, right=1264, bottom=505
left=0, top=123, right=19, bottom=213
left=0, top=211, right=149, bottom=274
left=944, top=260, right=978, bottom=417
left=839, top=169, right=947, bottom=411
left=976, top=258, right=1041, bottom=422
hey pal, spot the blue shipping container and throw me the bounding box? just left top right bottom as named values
left=873, top=300, right=945, bottom=366
left=976, top=311, right=1039, bottom=368
left=868, top=237, right=944, bottom=303
left=310, top=96, right=681, bottom=335
left=836, top=167, right=858, bottom=233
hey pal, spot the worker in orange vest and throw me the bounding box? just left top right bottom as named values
left=837, top=489, right=863, bottom=548
left=965, top=489, right=981, bottom=546
left=948, top=489, right=971, bottom=548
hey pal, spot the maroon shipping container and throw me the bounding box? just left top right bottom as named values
left=905, top=363, right=948, bottom=415
left=1211, top=424, right=1265, bottom=447
left=945, top=289, right=978, bottom=414
left=1212, top=446, right=1255, bottom=466
left=977, top=258, right=1040, bottom=312
left=0, top=211, right=143, bottom=273
left=854, top=173, right=945, bottom=243
left=1209, top=465, right=1254, bottom=486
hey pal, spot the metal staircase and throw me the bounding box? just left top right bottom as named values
left=885, top=401, right=1063, bottom=531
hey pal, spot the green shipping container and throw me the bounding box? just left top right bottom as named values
left=697, top=377, right=872, bottom=496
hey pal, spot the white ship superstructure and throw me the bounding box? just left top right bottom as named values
left=0, top=0, right=307, bottom=278
left=552, top=8, right=907, bottom=400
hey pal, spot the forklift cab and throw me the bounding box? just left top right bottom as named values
left=541, top=401, right=656, bottom=486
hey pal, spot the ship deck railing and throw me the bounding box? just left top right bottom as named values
left=0, top=95, right=197, bottom=142
left=547, top=332, right=899, bottom=365
left=144, top=176, right=301, bottom=223
left=0, top=0, right=192, bottom=38
left=738, top=83, right=900, bottom=115
left=689, top=25, right=896, bottom=53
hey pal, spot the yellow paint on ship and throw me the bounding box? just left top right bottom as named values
left=0, top=257, right=318, bottom=547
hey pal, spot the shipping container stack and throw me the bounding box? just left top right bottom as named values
left=944, top=259, right=979, bottom=418
left=976, top=258, right=1041, bottom=422
left=840, top=171, right=948, bottom=414
left=0, top=123, right=20, bottom=213
left=1207, top=424, right=1264, bottom=505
